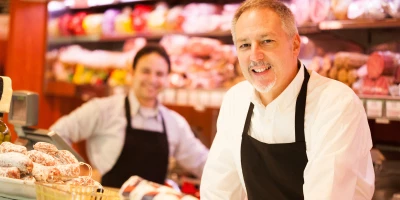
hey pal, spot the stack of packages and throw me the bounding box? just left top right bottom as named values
left=307, top=50, right=400, bottom=96
left=120, top=176, right=198, bottom=200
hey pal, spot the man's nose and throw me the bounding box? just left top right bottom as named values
left=250, top=44, right=264, bottom=61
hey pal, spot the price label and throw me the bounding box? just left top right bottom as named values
left=198, top=90, right=210, bottom=107
left=386, top=101, right=400, bottom=119
left=366, top=100, right=383, bottom=118
left=209, top=91, right=224, bottom=107
left=176, top=89, right=188, bottom=106
left=163, top=88, right=176, bottom=104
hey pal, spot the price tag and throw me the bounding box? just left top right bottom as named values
left=163, top=88, right=176, bottom=105
left=386, top=101, right=400, bottom=119
left=176, top=89, right=188, bottom=106
left=209, top=91, right=223, bottom=107
left=188, top=90, right=199, bottom=106
left=198, top=90, right=210, bottom=107
left=366, top=100, right=383, bottom=118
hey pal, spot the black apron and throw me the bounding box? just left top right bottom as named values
left=241, top=66, right=310, bottom=200
left=102, top=96, right=169, bottom=188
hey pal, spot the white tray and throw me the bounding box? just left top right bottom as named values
left=0, top=177, right=35, bottom=199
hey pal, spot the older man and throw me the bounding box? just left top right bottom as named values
left=200, top=0, right=375, bottom=199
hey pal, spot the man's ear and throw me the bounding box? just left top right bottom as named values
left=293, top=34, right=301, bottom=56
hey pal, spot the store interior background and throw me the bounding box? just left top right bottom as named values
left=0, top=0, right=400, bottom=192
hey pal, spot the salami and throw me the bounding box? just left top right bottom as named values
left=0, top=142, right=27, bottom=155
left=0, top=166, right=20, bottom=179
left=0, top=152, right=33, bottom=174
left=54, top=150, right=78, bottom=165
left=367, top=51, right=399, bottom=79
left=33, top=142, right=58, bottom=156
left=32, top=162, right=61, bottom=182
left=27, top=150, right=57, bottom=166
left=55, top=164, right=80, bottom=180
left=333, top=52, right=368, bottom=69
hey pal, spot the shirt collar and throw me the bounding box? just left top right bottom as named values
left=128, top=90, right=161, bottom=121
left=250, top=61, right=306, bottom=111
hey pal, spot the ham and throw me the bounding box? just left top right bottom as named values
left=367, top=51, right=399, bottom=79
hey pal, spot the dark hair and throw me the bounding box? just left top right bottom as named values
left=132, top=43, right=171, bottom=73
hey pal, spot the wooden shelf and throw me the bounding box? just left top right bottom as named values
left=43, top=81, right=400, bottom=121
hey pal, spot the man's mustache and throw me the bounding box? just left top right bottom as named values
left=249, top=60, right=272, bottom=69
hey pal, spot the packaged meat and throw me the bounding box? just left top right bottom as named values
left=0, top=152, right=33, bottom=174
left=331, top=0, right=352, bottom=20
left=27, top=150, right=57, bottom=166
left=0, top=166, right=20, bottom=179
left=310, top=0, right=330, bottom=23
left=0, top=142, right=28, bottom=155
left=287, top=0, right=310, bottom=26
left=33, top=142, right=58, bottom=156
left=120, top=176, right=199, bottom=200
left=54, top=150, right=79, bottom=165
left=102, top=9, right=120, bottom=35
left=32, top=162, right=61, bottom=182
left=361, top=76, right=391, bottom=95
left=367, top=51, right=399, bottom=79
left=333, top=52, right=369, bottom=69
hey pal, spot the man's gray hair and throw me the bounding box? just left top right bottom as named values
left=231, top=0, right=298, bottom=42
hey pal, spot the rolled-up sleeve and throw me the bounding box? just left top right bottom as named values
left=304, top=93, right=375, bottom=200
left=200, top=92, right=246, bottom=200
left=50, top=99, right=101, bottom=144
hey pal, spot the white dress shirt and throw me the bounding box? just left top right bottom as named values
left=50, top=90, right=209, bottom=178
left=200, top=66, right=375, bottom=200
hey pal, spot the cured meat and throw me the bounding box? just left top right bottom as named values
left=333, top=52, right=369, bottom=69
left=310, top=0, right=330, bottom=23
left=32, top=163, right=61, bottom=182
left=0, top=142, right=27, bottom=155
left=0, top=152, right=33, bottom=174
left=331, top=0, right=352, bottom=20
left=361, top=76, right=390, bottom=95
left=33, top=142, right=58, bottom=156
left=54, top=150, right=78, bottom=165
left=367, top=51, right=399, bottom=79
left=27, top=150, right=57, bottom=166
left=0, top=166, right=20, bottom=179
left=55, top=164, right=80, bottom=181
left=337, top=68, right=348, bottom=83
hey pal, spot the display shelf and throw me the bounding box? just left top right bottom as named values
left=64, top=0, right=155, bottom=10
left=43, top=81, right=400, bottom=121
left=359, top=94, right=400, bottom=123
left=319, top=19, right=400, bottom=30
left=47, top=30, right=234, bottom=45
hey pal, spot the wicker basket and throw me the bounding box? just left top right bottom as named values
left=35, top=182, right=121, bottom=200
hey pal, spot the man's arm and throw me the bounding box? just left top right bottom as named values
left=200, top=93, right=246, bottom=200
left=304, top=92, right=375, bottom=200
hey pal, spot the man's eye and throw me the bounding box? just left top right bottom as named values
left=239, top=44, right=250, bottom=49
left=262, top=40, right=273, bottom=44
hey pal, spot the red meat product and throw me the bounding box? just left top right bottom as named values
left=54, top=150, right=78, bottom=165
left=33, top=142, right=58, bottom=156
left=27, top=150, right=56, bottom=166
left=375, top=76, right=390, bottom=95
left=0, top=152, right=33, bottom=174
left=395, top=65, right=400, bottom=83
left=32, top=163, right=61, bottom=182
left=0, top=142, right=27, bottom=155
left=310, top=0, right=330, bottom=23
left=367, top=51, right=398, bottom=79
left=0, top=166, right=20, bottom=179
left=361, top=78, right=376, bottom=95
